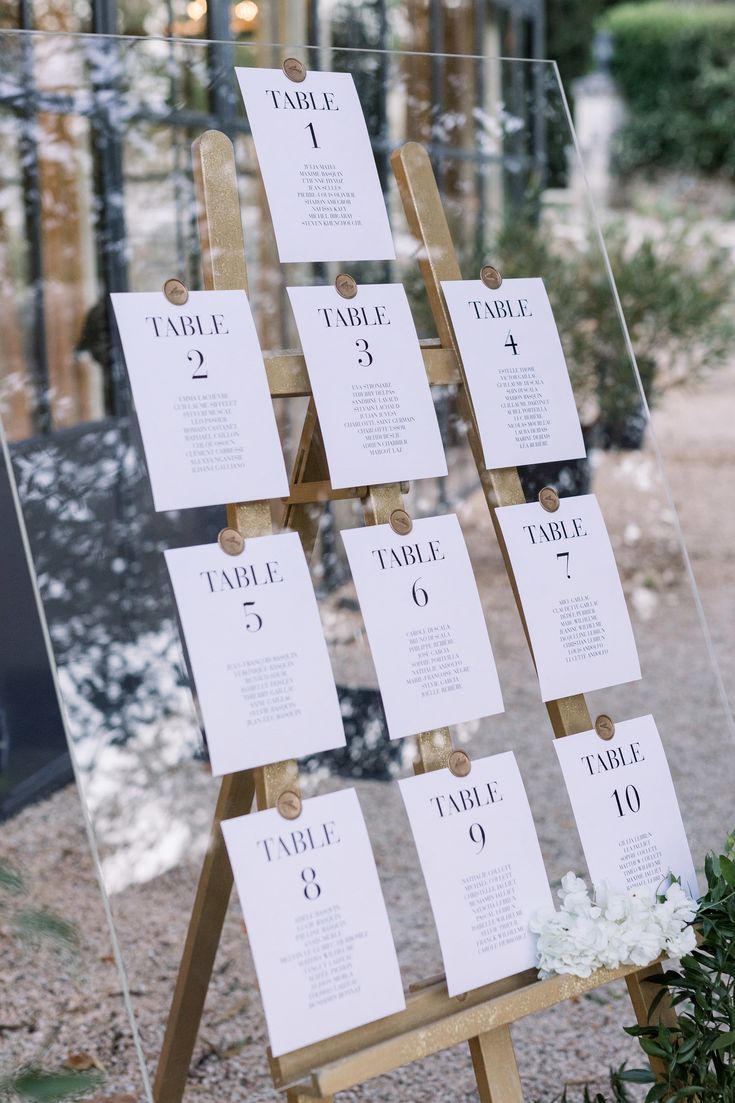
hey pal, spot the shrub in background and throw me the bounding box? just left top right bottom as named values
left=603, top=3, right=735, bottom=177
left=485, top=212, right=735, bottom=450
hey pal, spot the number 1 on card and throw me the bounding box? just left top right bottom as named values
left=305, top=121, right=319, bottom=149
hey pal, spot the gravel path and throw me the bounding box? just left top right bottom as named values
left=1, top=363, right=733, bottom=1103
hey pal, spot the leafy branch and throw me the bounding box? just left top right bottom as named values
left=548, top=833, right=735, bottom=1103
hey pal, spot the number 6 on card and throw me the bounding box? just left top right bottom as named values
left=341, top=514, right=503, bottom=740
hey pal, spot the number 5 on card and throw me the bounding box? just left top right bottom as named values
left=164, top=532, right=345, bottom=775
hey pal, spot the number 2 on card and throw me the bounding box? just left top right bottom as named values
left=188, top=349, right=207, bottom=379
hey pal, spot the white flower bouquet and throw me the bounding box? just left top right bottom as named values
left=531, top=873, right=697, bottom=980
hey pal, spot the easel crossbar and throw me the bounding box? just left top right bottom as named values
left=264, top=343, right=459, bottom=397
left=270, top=961, right=665, bottom=1096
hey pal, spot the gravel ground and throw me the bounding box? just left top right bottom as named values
left=1, top=363, right=733, bottom=1103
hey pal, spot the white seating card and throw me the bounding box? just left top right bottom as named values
left=441, top=277, right=586, bottom=470
left=165, top=532, right=345, bottom=775
left=222, top=788, right=406, bottom=1055
left=554, top=715, right=697, bottom=898
left=495, top=494, right=641, bottom=701
left=236, top=67, right=395, bottom=263
left=287, top=283, right=447, bottom=489
left=111, top=290, right=288, bottom=511
left=341, top=514, right=503, bottom=739
left=399, top=752, right=553, bottom=996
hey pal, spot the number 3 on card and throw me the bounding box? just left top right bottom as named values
left=355, top=338, right=373, bottom=367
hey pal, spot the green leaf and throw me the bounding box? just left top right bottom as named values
left=0, top=861, right=25, bottom=896
left=710, top=1029, right=735, bottom=1050
left=11, top=909, right=79, bottom=952
left=643, top=1083, right=670, bottom=1102
left=719, top=857, right=735, bottom=887
left=5, top=1069, right=103, bottom=1103
left=638, top=1037, right=667, bottom=1058
left=618, top=1068, right=656, bottom=1084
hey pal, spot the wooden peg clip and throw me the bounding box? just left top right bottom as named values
left=276, top=789, right=303, bottom=820
left=389, top=508, right=412, bottom=536
left=335, top=272, right=358, bottom=299
left=163, top=277, right=189, bottom=306
left=480, top=264, right=502, bottom=290
left=218, top=527, right=245, bottom=556
left=594, top=714, right=615, bottom=741
left=539, top=486, right=560, bottom=513
left=282, top=57, right=306, bottom=83
left=448, top=749, right=471, bottom=778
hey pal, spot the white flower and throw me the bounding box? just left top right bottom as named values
left=558, top=872, right=595, bottom=915
left=532, top=872, right=698, bottom=980
left=665, top=924, right=696, bottom=958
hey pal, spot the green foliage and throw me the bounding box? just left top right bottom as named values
left=10, top=908, right=79, bottom=953
left=483, top=211, right=735, bottom=448
left=620, top=833, right=735, bottom=1102
left=602, top=3, right=735, bottom=176
left=548, top=832, right=735, bottom=1103
left=0, top=1068, right=103, bottom=1103
left=548, top=0, right=607, bottom=87
left=0, top=861, right=93, bottom=1103
left=0, top=860, right=25, bottom=897
left=0, top=858, right=79, bottom=955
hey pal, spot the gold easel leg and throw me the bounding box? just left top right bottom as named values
left=153, top=770, right=256, bottom=1103
left=469, top=1026, right=524, bottom=1103
left=282, top=401, right=330, bottom=560
left=626, top=964, right=677, bottom=1079
left=286, top=1093, right=332, bottom=1103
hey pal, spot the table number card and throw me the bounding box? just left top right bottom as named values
left=236, top=67, right=395, bottom=263
left=222, top=788, right=406, bottom=1055
left=287, top=283, right=447, bottom=489
left=495, top=494, right=641, bottom=701
left=111, top=290, right=289, bottom=511
left=165, top=532, right=345, bottom=775
left=554, top=715, right=697, bottom=898
left=441, top=278, right=586, bottom=470
left=398, top=752, right=553, bottom=996
left=341, top=514, right=503, bottom=739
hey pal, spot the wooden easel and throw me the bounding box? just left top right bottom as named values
left=153, top=129, right=673, bottom=1103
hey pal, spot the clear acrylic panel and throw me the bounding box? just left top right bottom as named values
left=0, top=29, right=732, bottom=1103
